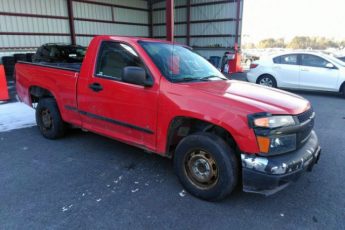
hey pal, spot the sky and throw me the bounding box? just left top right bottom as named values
left=242, top=0, right=345, bottom=44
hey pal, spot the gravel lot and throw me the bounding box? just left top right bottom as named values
left=0, top=75, right=344, bottom=229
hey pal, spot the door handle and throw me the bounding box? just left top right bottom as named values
left=89, top=83, right=103, bottom=92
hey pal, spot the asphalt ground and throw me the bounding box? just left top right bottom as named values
left=0, top=73, right=345, bottom=229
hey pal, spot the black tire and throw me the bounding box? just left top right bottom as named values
left=257, top=74, right=277, bottom=88
left=174, top=132, right=238, bottom=201
left=36, top=98, right=67, bottom=139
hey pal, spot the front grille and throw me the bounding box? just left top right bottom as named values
left=297, top=121, right=314, bottom=146
left=297, top=108, right=314, bottom=123
left=296, top=108, right=315, bottom=147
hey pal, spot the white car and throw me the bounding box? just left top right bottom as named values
left=247, top=52, right=345, bottom=97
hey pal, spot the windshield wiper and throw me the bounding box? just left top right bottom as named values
left=172, top=77, right=199, bottom=83
left=172, top=75, right=227, bottom=83
left=199, top=75, right=227, bottom=81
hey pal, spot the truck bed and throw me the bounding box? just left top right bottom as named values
left=19, top=61, right=82, bottom=72
left=15, top=61, right=81, bottom=126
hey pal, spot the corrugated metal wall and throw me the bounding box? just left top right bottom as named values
left=0, top=0, right=70, bottom=51
left=152, top=0, right=243, bottom=58
left=73, top=0, right=149, bottom=46
left=0, top=0, right=149, bottom=58
left=0, top=0, right=243, bottom=60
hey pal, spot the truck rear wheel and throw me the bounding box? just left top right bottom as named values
left=174, top=132, right=238, bottom=201
left=36, top=98, right=66, bottom=139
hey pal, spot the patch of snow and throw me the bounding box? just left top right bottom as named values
left=96, top=198, right=102, bottom=202
left=280, top=213, right=285, bottom=217
left=114, top=175, right=123, bottom=184
left=82, top=193, right=85, bottom=197
left=0, top=102, right=36, bottom=132
left=62, top=204, right=73, bottom=212
left=179, top=190, right=186, bottom=197
left=131, top=188, right=139, bottom=193
left=22, top=146, right=28, bottom=151
left=134, top=181, right=139, bottom=184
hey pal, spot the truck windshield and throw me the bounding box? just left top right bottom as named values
left=139, top=41, right=226, bottom=83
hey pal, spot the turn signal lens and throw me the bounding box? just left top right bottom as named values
left=256, top=136, right=270, bottom=153
left=256, top=135, right=297, bottom=155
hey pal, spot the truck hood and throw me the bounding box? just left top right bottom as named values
left=186, top=80, right=310, bottom=115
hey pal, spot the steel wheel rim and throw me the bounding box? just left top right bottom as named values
left=259, top=77, right=273, bottom=87
left=41, top=109, right=53, bottom=130
left=184, top=150, right=219, bottom=190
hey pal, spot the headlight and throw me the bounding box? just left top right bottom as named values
left=249, top=114, right=297, bottom=155
left=253, top=115, right=295, bottom=128
left=257, top=134, right=297, bottom=155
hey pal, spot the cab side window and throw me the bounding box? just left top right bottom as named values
left=95, top=41, right=145, bottom=80
left=301, top=54, right=329, bottom=68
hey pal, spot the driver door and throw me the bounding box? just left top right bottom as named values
left=77, top=41, right=159, bottom=150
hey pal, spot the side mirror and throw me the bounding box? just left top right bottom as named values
left=122, top=66, right=153, bottom=87
left=326, top=63, right=336, bottom=69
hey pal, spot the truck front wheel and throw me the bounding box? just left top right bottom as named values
left=174, top=132, right=238, bottom=201
left=36, top=98, right=66, bottom=139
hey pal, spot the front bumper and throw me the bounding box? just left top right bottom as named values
left=241, top=130, right=321, bottom=196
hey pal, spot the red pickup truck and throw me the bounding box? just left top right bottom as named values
left=16, top=36, right=321, bottom=201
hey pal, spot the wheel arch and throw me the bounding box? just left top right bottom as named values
left=256, top=73, right=278, bottom=87
left=256, top=73, right=275, bottom=83
left=165, top=116, right=238, bottom=158
left=339, top=81, right=345, bottom=93
left=29, top=85, right=56, bottom=104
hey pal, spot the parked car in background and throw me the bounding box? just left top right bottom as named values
left=33, top=44, right=86, bottom=71
left=247, top=52, right=345, bottom=97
